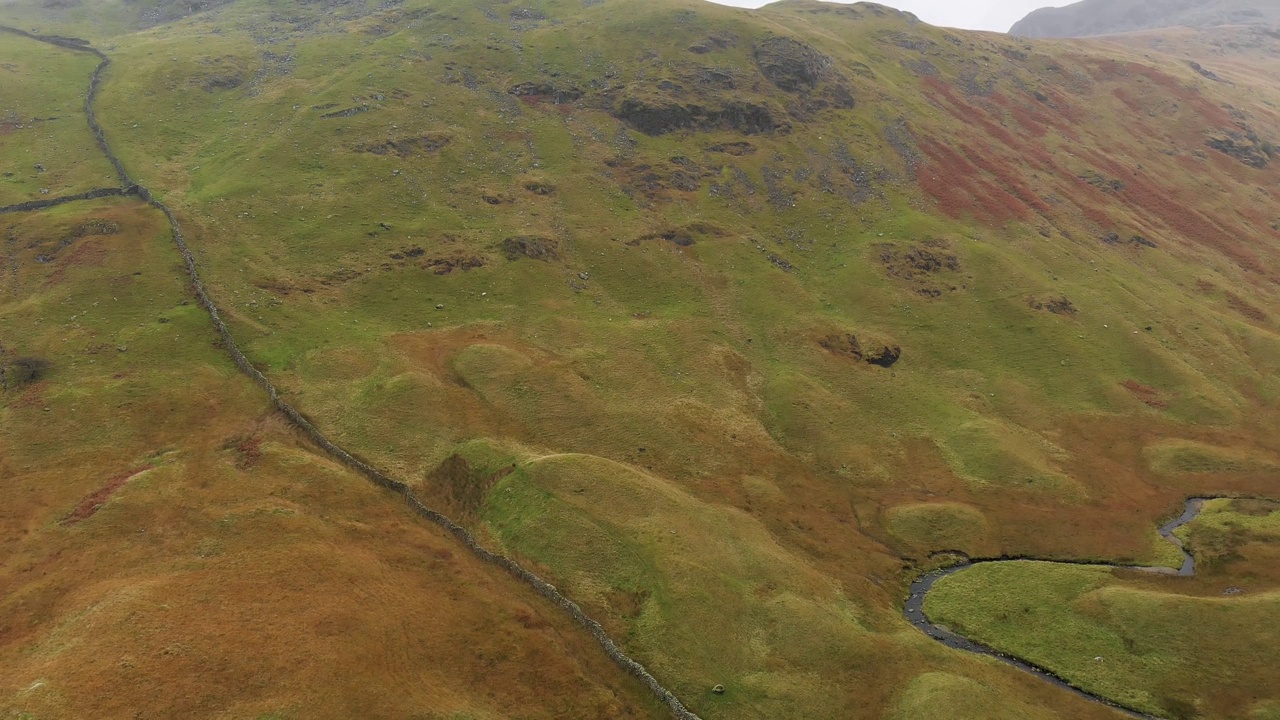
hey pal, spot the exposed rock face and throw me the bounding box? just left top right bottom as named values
left=1011, top=0, right=1280, bottom=38
left=612, top=97, right=780, bottom=136
left=1206, top=133, right=1272, bottom=168
left=753, top=36, right=832, bottom=93
left=509, top=82, right=583, bottom=104
left=501, top=235, right=559, bottom=261
left=819, top=334, right=902, bottom=368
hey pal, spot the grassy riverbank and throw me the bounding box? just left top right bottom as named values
left=925, top=500, right=1280, bottom=719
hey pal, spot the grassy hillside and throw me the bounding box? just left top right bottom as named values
left=0, top=194, right=665, bottom=718
left=2, top=0, right=1279, bottom=717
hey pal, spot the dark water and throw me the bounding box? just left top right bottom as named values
left=903, top=497, right=1222, bottom=720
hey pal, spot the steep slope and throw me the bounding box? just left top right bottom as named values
left=2, top=0, right=1280, bottom=718
left=1011, top=0, right=1280, bottom=38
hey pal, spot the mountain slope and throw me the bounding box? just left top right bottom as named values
left=1011, top=0, right=1280, bottom=38
left=2, top=0, right=1280, bottom=718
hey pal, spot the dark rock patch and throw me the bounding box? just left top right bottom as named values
left=201, top=74, right=243, bottom=92
left=321, top=105, right=370, bottom=119
left=1188, top=61, right=1228, bottom=83
left=632, top=228, right=695, bottom=247
left=502, top=235, right=559, bottom=261
left=1206, top=133, right=1270, bottom=168
left=358, top=133, right=450, bottom=157
left=510, top=7, right=546, bottom=21
left=424, top=255, right=486, bottom=275
left=1031, top=296, right=1078, bottom=315
left=71, top=218, right=120, bottom=237
left=820, top=334, right=901, bottom=368
left=753, top=36, right=832, bottom=93
left=688, top=32, right=737, bottom=54
left=705, top=141, right=757, bottom=156
left=612, top=97, right=781, bottom=136
left=1, top=356, right=51, bottom=390
left=509, top=81, right=583, bottom=104
left=879, top=240, right=962, bottom=297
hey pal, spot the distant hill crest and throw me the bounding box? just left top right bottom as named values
left=1010, top=0, right=1280, bottom=38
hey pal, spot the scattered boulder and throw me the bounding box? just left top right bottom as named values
left=510, top=7, right=546, bottom=21
left=1031, top=296, right=1078, bottom=315
left=424, top=255, right=486, bottom=275
left=502, top=236, right=560, bottom=261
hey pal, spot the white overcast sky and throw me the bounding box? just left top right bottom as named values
left=705, top=0, right=1076, bottom=32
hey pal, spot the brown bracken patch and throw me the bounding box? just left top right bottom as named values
left=62, top=467, right=149, bottom=525
left=1121, top=380, right=1168, bottom=409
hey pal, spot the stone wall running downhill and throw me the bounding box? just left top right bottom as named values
left=0, top=24, right=704, bottom=720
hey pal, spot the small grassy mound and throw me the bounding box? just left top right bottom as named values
left=1146, top=440, right=1280, bottom=475
left=483, top=452, right=876, bottom=720
left=884, top=502, right=991, bottom=554
left=891, top=672, right=1058, bottom=720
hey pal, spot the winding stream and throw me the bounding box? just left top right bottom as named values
left=903, top=497, right=1219, bottom=720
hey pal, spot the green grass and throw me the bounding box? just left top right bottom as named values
left=0, top=34, right=119, bottom=205
left=926, top=499, right=1280, bottom=719
left=2, top=0, right=1280, bottom=717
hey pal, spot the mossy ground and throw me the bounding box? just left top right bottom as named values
left=2, top=0, right=1280, bottom=717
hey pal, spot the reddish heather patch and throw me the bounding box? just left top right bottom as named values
left=1226, top=291, right=1268, bottom=322
left=923, top=77, right=1017, bottom=148
left=917, top=137, right=1030, bottom=223
left=1080, top=149, right=1263, bottom=272
left=62, top=467, right=149, bottom=525
left=1007, top=102, right=1048, bottom=138
left=223, top=434, right=263, bottom=469
left=12, top=381, right=49, bottom=409
left=1121, top=380, right=1168, bottom=409
left=1081, top=57, right=1234, bottom=127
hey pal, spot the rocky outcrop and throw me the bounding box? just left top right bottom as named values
left=820, top=334, right=902, bottom=368
left=1206, top=132, right=1271, bottom=168
left=612, top=97, right=780, bottom=136
left=502, top=235, right=560, bottom=261
left=509, top=82, right=583, bottom=104
left=358, top=133, right=451, bottom=157
left=753, top=36, right=833, bottom=93
left=1011, top=0, right=1280, bottom=38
